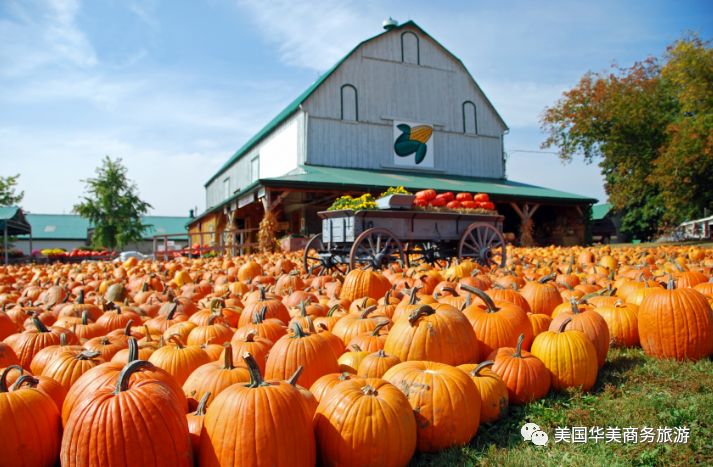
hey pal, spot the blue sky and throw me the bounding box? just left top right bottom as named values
left=1, top=0, right=711, bottom=216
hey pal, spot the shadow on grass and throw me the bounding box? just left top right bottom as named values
left=592, top=350, right=648, bottom=391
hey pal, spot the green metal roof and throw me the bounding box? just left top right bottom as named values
left=204, top=20, right=508, bottom=187
left=17, top=214, right=189, bottom=240
left=0, top=206, right=32, bottom=235
left=262, top=165, right=597, bottom=203
left=592, top=203, right=612, bottom=220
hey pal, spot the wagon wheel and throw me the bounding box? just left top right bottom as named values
left=458, top=223, right=507, bottom=268
left=349, top=228, right=407, bottom=270
left=303, top=234, right=347, bottom=276
left=407, top=241, right=450, bottom=269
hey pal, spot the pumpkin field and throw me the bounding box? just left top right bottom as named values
left=1, top=245, right=712, bottom=466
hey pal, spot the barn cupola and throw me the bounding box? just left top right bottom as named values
left=382, top=17, right=398, bottom=30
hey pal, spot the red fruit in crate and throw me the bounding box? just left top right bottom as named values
left=430, top=197, right=447, bottom=207
left=415, top=189, right=437, bottom=200
left=413, top=198, right=428, bottom=207
left=441, top=192, right=455, bottom=202
left=446, top=201, right=462, bottom=209
left=461, top=201, right=477, bottom=209
left=482, top=202, right=495, bottom=210
left=474, top=193, right=490, bottom=202
left=455, top=193, right=473, bottom=202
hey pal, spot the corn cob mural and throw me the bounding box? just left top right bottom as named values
left=394, top=123, right=433, bottom=164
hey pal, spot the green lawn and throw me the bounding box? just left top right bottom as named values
left=410, top=348, right=713, bottom=466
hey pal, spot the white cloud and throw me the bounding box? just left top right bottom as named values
left=0, top=0, right=97, bottom=77
left=235, top=0, right=379, bottom=71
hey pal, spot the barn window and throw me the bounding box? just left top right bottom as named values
left=223, top=177, right=231, bottom=199
left=462, top=101, right=478, bottom=134
left=340, top=84, right=358, bottom=121
left=401, top=31, right=420, bottom=64
left=250, top=155, right=259, bottom=182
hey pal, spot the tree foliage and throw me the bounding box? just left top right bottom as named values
left=541, top=35, right=712, bottom=239
left=74, top=157, right=152, bottom=250
left=0, top=174, right=25, bottom=207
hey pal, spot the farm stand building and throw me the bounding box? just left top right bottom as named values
left=188, top=20, right=596, bottom=250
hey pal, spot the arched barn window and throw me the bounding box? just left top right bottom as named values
left=340, top=84, right=358, bottom=121
left=462, top=100, right=478, bottom=134
left=401, top=31, right=420, bottom=64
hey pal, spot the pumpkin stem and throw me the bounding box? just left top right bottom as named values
left=258, top=286, right=267, bottom=301
left=0, top=365, right=24, bottom=392
left=441, top=286, right=459, bottom=296
left=207, top=314, right=220, bottom=326
left=460, top=285, right=499, bottom=313
left=287, top=366, right=304, bottom=386
left=350, top=344, right=362, bottom=352
left=81, top=310, right=89, bottom=326
left=243, top=352, right=268, bottom=388
left=60, top=332, right=67, bottom=346
left=408, top=305, right=435, bottom=325
left=222, top=343, right=234, bottom=369
left=375, top=349, right=387, bottom=357
left=557, top=317, right=573, bottom=333
left=127, top=337, right=139, bottom=362
left=210, top=298, right=225, bottom=311
left=298, top=301, right=308, bottom=317
left=305, top=316, right=317, bottom=333
left=253, top=305, right=268, bottom=324
left=513, top=334, right=525, bottom=358
left=33, top=316, right=49, bottom=333
left=143, top=325, right=153, bottom=342
left=114, top=360, right=153, bottom=394
left=168, top=334, right=185, bottom=349
left=569, top=298, right=582, bottom=314
left=77, top=350, right=102, bottom=360
left=77, top=290, right=85, bottom=304
left=166, top=302, right=178, bottom=320
left=372, top=320, right=389, bottom=336
left=244, top=330, right=257, bottom=343
left=11, top=375, right=39, bottom=391
left=290, top=321, right=307, bottom=338
left=538, top=273, right=556, bottom=284
left=359, top=305, right=377, bottom=319
left=194, top=392, right=211, bottom=416
left=408, top=288, right=420, bottom=305
left=361, top=384, right=378, bottom=396
left=471, top=360, right=495, bottom=377
left=667, top=277, right=676, bottom=290
left=123, top=319, right=134, bottom=336
left=326, top=304, right=339, bottom=317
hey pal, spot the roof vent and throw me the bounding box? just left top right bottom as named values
left=382, top=17, right=398, bottom=30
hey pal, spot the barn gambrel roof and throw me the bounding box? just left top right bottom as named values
left=204, top=20, right=508, bottom=187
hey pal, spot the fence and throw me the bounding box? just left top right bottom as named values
left=152, top=228, right=259, bottom=260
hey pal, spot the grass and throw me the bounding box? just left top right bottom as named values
left=409, top=348, right=713, bottom=466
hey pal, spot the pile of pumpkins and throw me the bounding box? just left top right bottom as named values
left=1, top=244, right=712, bottom=466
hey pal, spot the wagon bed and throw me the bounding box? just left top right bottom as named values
left=304, top=208, right=506, bottom=273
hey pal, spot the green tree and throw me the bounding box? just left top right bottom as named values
left=74, top=157, right=152, bottom=251
left=652, top=36, right=713, bottom=225
left=0, top=174, right=25, bottom=206
left=540, top=35, right=712, bottom=239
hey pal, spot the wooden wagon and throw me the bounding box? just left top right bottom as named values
left=303, top=205, right=506, bottom=274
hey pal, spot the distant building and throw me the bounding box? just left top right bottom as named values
left=678, top=215, right=713, bottom=240
left=591, top=203, right=624, bottom=243
left=14, top=214, right=190, bottom=254
left=189, top=20, right=596, bottom=248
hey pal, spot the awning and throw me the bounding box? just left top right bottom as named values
left=0, top=206, right=31, bottom=235
left=262, top=165, right=598, bottom=204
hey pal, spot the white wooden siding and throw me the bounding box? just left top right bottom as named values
left=205, top=112, right=304, bottom=209
left=302, top=25, right=507, bottom=178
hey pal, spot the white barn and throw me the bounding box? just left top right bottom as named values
left=189, top=20, right=595, bottom=249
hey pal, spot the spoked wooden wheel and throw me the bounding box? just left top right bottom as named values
left=407, top=241, right=450, bottom=269
left=349, top=228, right=407, bottom=270
left=303, top=234, right=347, bottom=275
left=458, top=223, right=507, bottom=268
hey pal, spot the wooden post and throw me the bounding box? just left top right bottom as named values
left=163, top=236, right=168, bottom=261
left=510, top=202, right=540, bottom=246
